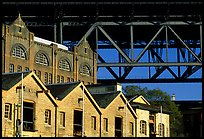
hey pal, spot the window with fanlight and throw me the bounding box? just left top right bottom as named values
left=35, top=52, right=49, bottom=66
left=59, top=59, right=71, bottom=71
left=80, top=64, right=91, bottom=76
left=11, top=44, right=26, bottom=59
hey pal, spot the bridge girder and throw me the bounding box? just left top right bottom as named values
left=2, top=1, right=203, bottom=83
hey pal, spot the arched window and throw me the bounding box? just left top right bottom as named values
left=11, top=45, right=26, bottom=59
left=80, top=64, right=90, bottom=76
left=35, top=52, right=48, bottom=66
left=59, top=59, right=71, bottom=71
left=140, top=120, right=147, bottom=135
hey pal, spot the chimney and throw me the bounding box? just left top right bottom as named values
left=171, top=94, right=176, bottom=101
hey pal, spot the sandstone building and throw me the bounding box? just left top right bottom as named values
left=2, top=15, right=97, bottom=85
left=2, top=15, right=170, bottom=137
left=2, top=71, right=57, bottom=137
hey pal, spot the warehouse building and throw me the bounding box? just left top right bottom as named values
left=2, top=15, right=97, bottom=85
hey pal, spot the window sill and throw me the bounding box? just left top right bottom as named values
left=4, top=119, right=12, bottom=123
left=59, top=126, right=66, bottom=130
left=45, top=124, right=51, bottom=127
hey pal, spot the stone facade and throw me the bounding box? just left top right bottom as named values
left=2, top=15, right=97, bottom=85
left=2, top=15, right=171, bottom=138
left=100, top=93, right=137, bottom=137
left=46, top=82, right=102, bottom=137
left=129, top=95, right=170, bottom=137
left=2, top=71, right=57, bottom=137
left=2, top=71, right=170, bottom=137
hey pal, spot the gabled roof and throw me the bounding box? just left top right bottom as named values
left=133, top=95, right=150, bottom=105
left=91, top=91, right=120, bottom=108
left=125, top=94, right=150, bottom=105
left=45, top=82, right=81, bottom=100
left=46, top=82, right=102, bottom=114
left=130, top=102, right=172, bottom=114
left=2, top=71, right=57, bottom=107
left=91, top=91, right=137, bottom=118
left=10, top=14, right=29, bottom=31
left=2, top=71, right=31, bottom=90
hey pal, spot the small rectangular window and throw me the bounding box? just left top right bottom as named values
left=23, top=102, right=34, bottom=131
left=159, top=123, right=165, bottom=137
left=103, top=118, right=108, bottom=132
left=17, top=65, right=22, bottom=72
left=4, top=103, right=12, bottom=120
left=9, top=64, right=14, bottom=73
left=71, top=78, right=74, bottom=82
left=91, top=116, right=96, bottom=130
left=130, top=122, right=134, bottom=135
left=48, top=73, right=52, bottom=84
left=73, top=110, right=82, bottom=137
left=25, top=67, right=29, bottom=71
left=57, top=75, right=60, bottom=83
left=59, top=112, right=65, bottom=127
left=61, top=76, right=64, bottom=83
left=67, top=77, right=70, bottom=82
left=37, top=70, right=41, bottom=79
left=140, top=120, right=147, bottom=135
left=85, top=47, right=87, bottom=53
left=45, top=109, right=51, bottom=125
left=44, top=72, right=48, bottom=84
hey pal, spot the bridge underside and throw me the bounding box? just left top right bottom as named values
left=2, top=1, right=203, bottom=83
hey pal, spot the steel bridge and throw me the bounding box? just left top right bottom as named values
left=2, top=1, right=203, bottom=83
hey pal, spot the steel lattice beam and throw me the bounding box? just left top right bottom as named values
left=2, top=1, right=202, bottom=83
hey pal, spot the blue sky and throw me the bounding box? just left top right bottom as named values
left=64, top=40, right=202, bottom=101
left=97, top=48, right=202, bottom=101
left=123, top=83, right=202, bottom=101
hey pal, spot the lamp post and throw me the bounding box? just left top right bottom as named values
left=82, top=86, right=85, bottom=137
left=20, top=44, right=33, bottom=137
left=21, top=73, right=23, bottom=136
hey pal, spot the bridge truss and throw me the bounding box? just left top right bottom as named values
left=2, top=1, right=203, bottom=83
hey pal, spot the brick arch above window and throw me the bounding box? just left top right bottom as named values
left=79, top=63, right=91, bottom=76
left=58, top=57, right=71, bottom=71
left=11, top=43, right=26, bottom=60
left=35, top=51, right=49, bottom=66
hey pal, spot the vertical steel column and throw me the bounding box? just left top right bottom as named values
left=165, top=26, right=168, bottom=62
left=130, top=24, right=134, bottom=61
left=148, top=50, right=151, bottom=78
left=54, top=23, right=57, bottom=42
left=177, top=48, right=181, bottom=78
left=60, top=22, right=63, bottom=44
left=95, top=27, right=98, bottom=83
left=200, top=24, right=202, bottom=59
left=96, top=27, right=98, bottom=54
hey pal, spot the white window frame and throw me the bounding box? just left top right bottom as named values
left=59, top=112, right=65, bottom=127
left=158, top=123, right=165, bottom=137
left=103, top=118, right=108, bottom=132
left=17, top=65, right=22, bottom=72
left=59, top=59, right=71, bottom=71
left=140, top=120, right=147, bottom=135
left=45, top=109, right=51, bottom=125
left=4, top=103, right=12, bottom=120
left=80, top=65, right=90, bottom=76
left=36, top=53, right=48, bottom=66
left=91, top=116, right=96, bottom=130
left=12, top=45, right=26, bottom=59
left=9, top=64, right=14, bottom=72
